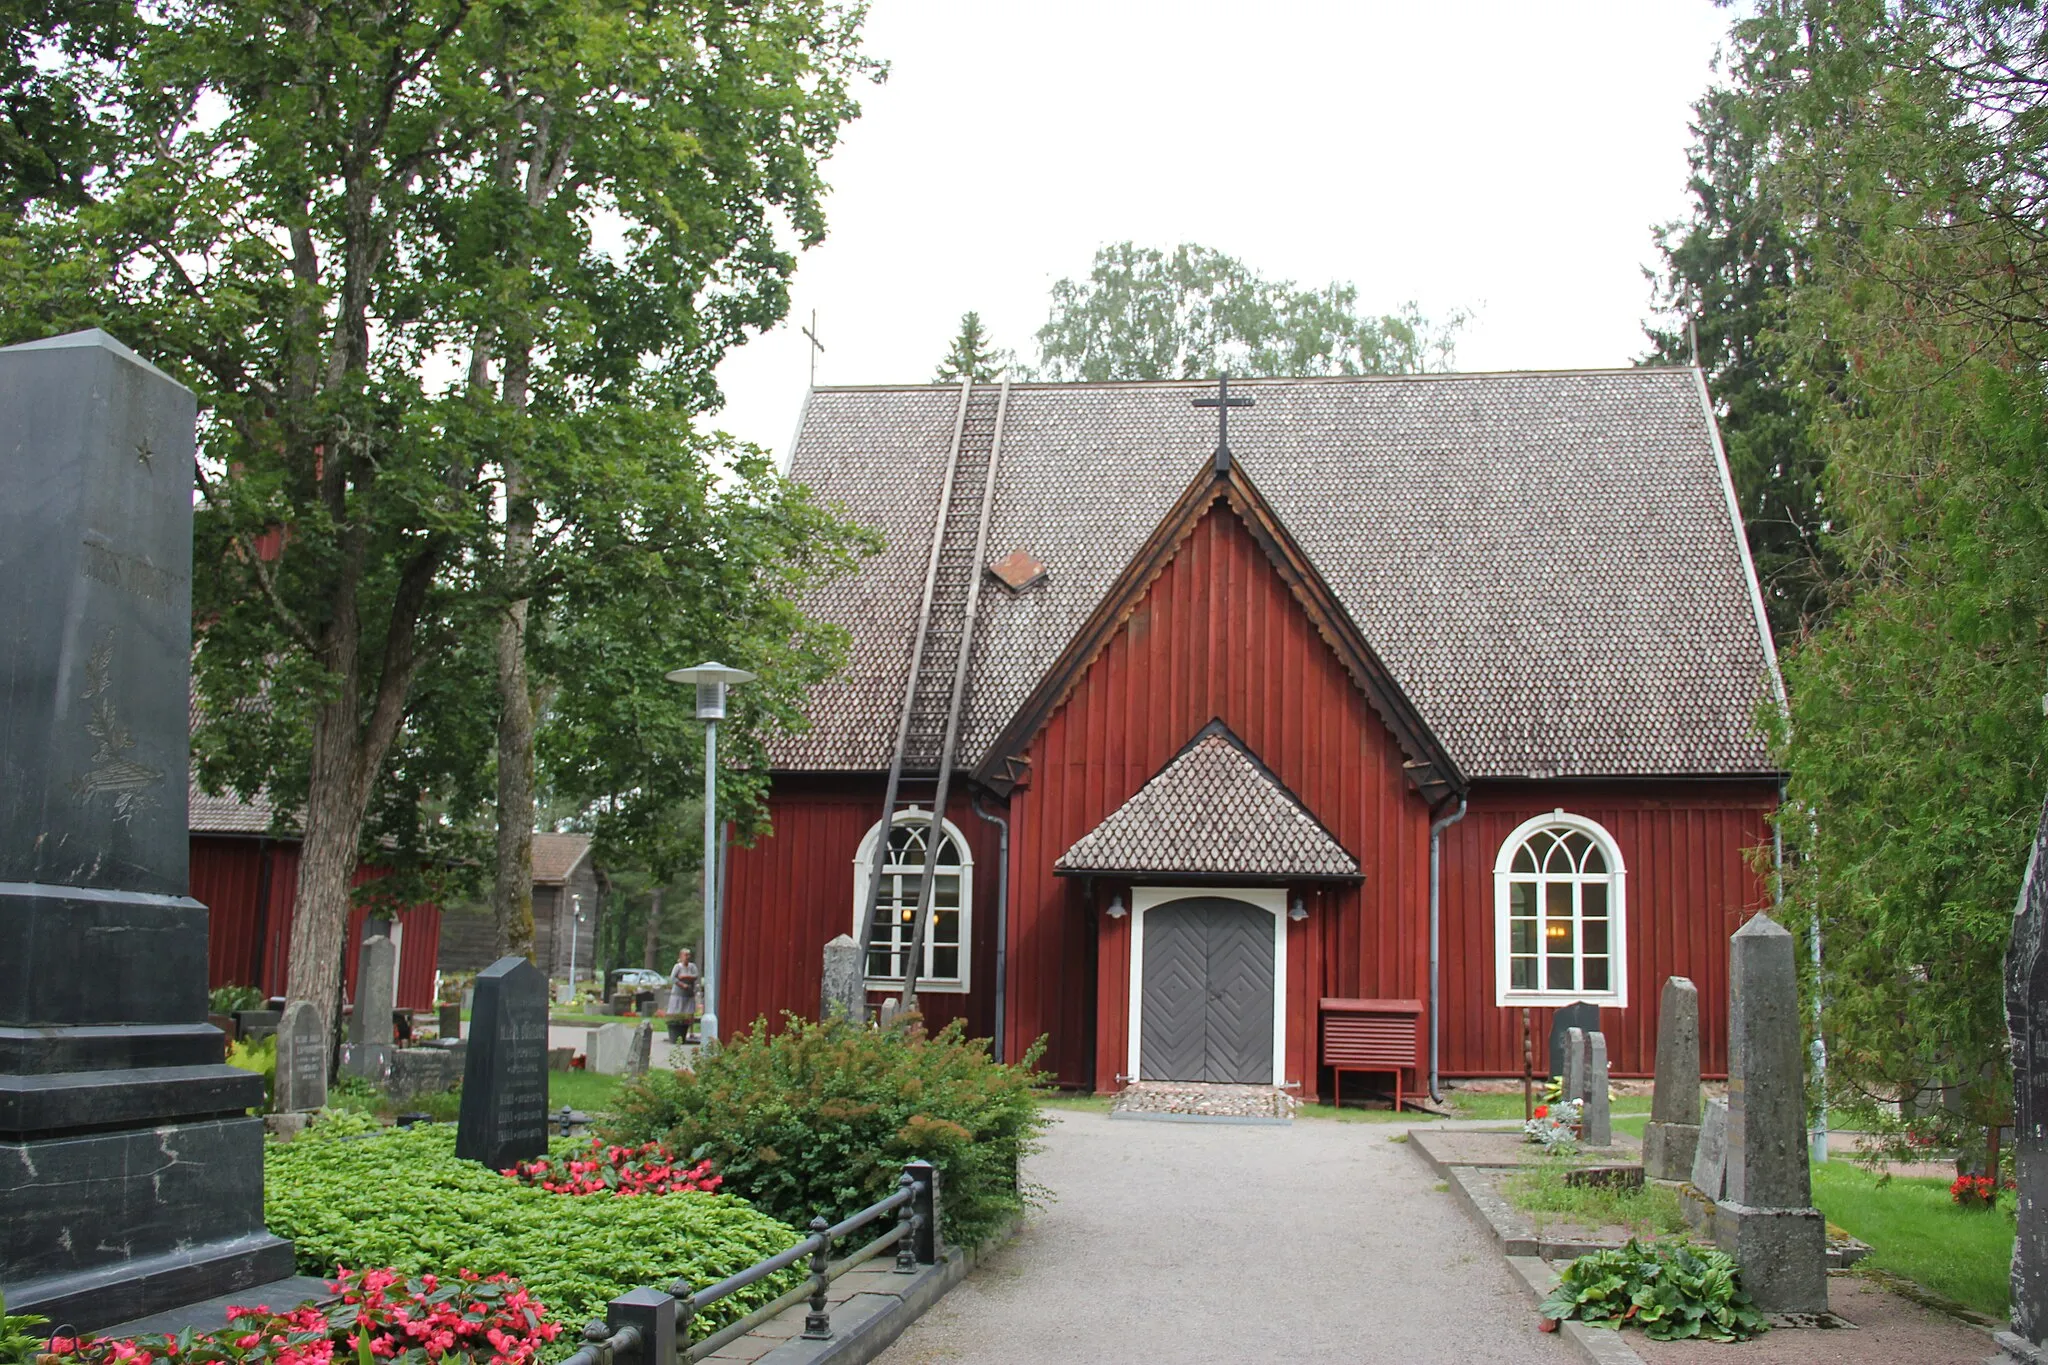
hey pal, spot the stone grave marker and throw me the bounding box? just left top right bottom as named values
left=0, top=330, right=292, bottom=1328
left=1713, top=914, right=1828, bottom=1313
left=625, top=1022, right=653, bottom=1077
left=1562, top=1026, right=1588, bottom=1108
left=585, top=1021, right=634, bottom=1075
left=1691, top=1096, right=1729, bottom=1199
left=456, top=956, right=549, bottom=1169
left=1644, top=976, right=1703, bottom=1180
left=2003, top=789, right=2048, bottom=1359
left=1583, top=1031, right=1612, bottom=1146
left=344, top=935, right=398, bottom=1079
left=273, top=1000, right=327, bottom=1113
left=1548, top=1002, right=1600, bottom=1082
left=821, top=934, right=864, bottom=1023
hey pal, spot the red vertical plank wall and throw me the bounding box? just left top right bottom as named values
left=1436, top=784, right=1777, bottom=1079
left=1008, top=504, right=1430, bottom=1095
left=721, top=777, right=1000, bottom=1042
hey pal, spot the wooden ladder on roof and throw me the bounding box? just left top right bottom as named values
left=853, top=379, right=1010, bottom=1011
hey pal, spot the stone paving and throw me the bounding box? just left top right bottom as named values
left=878, top=1111, right=1574, bottom=1365
left=1106, top=1080, right=1293, bottom=1121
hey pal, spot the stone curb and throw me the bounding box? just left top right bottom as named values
left=1503, top=1256, right=1647, bottom=1365
left=1444, top=1166, right=1634, bottom=1261
left=743, top=1224, right=1009, bottom=1365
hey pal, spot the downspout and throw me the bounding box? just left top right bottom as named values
left=1428, top=797, right=1469, bottom=1104
left=971, top=792, right=1010, bottom=1064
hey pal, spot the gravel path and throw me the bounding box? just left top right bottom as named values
left=880, top=1113, right=1575, bottom=1365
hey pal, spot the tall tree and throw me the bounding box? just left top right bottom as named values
left=1033, top=241, right=1464, bottom=381
left=0, top=0, right=881, bottom=1041
left=932, top=310, right=1012, bottom=382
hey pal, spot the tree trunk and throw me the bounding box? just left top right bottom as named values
left=286, top=699, right=372, bottom=1049
left=491, top=589, right=537, bottom=963
left=643, top=886, right=663, bottom=971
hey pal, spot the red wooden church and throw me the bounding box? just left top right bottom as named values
left=723, top=370, right=1781, bottom=1099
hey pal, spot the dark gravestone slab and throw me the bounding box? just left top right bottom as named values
left=0, top=331, right=291, bottom=1328
left=2006, top=791, right=2048, bottom=1353
left=456, top=957, right=549, bottom=1169
left=273, top=1002, right=325, bottom=1114
left=1548, top=1003, right=1600, bottom=1082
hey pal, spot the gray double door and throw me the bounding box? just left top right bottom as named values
left=1138, top=896, right=1276, bottom=1084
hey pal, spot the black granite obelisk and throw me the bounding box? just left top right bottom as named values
left=0, top=330, right=293, bottom=1329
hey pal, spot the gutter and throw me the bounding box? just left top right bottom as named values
left=970, top=792, right=1010, bottom=1063
left=1428, top=797, right=1469, bottom=1103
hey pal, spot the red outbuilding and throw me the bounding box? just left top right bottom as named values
left=722, top=371, right=1782, bottom=1099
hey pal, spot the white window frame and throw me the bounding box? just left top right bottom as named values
left=851, top=808, right=973, bottom=994
left=1126, top=886, right=1288, bottom=1087
left=1492, top=811, right=1629, bottom=1008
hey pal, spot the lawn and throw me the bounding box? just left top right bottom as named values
left=1445, top=1090, right=1654, bottom=1123
left=1811, top=1161, right=2015, bottom=1318
left=550, top=1069, right=627, bottom=1114
left=1500, top=1159, right=1686, bottom=1238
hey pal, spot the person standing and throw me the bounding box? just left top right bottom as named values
left=668, top=947, right=700, bottom=1039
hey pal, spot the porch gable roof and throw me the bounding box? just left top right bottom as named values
left=1054, top=721, right=1361, bottom=882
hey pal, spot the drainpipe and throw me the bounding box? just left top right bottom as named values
left=1428, top=797, right=1469, bottom=1104
left=972, top=792, right=1010, bottom=1063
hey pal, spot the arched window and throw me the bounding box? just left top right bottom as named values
left=1492, top=812, right=1627, bottom=1007
left=851, top=810, right=973, bottom=992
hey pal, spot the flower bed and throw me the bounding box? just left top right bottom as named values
left=505, top=1140, right=721, bottom=1198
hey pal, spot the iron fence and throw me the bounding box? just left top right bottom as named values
left=556, top=1159, right=940, bottom=1365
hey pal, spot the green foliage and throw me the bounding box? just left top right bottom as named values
left=210, top=984, right=266, bottom=1015
left=605, top=1016, right=1048, bottom=1248
left=1540, top=1239, right=1768, bottom=1342
left=228, top=1033, right=277, bottom=1107
left=263, top=1124, right=799, bottom=1338
left=1813, top=1162, right=2015, bottom=1317
left=1033, top=242, right=1463, bottom=381
left=0, top=1290, right=49, bottom=1365
left=1500, top=1163, right=1686, bottom=1239
left=932, top=311, right=1013, bottom=383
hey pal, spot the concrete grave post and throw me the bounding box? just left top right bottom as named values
left=456, top=956, right=549, bottom=1169
left=626, top=1021, right=652, bottom=1078
left=2003, top=790, right=2048, bottom=1360
left=0, top=330, right=293, bottom=1328
left=1712, top=913, right=1829, bottom=1314
left=344, top=935, right=398, bottom=1080
left=1644, top=976, right=1704, bottom=1180
left=273, top=1000, right=327, bottom=1114
left=1563, top=1027, right=1588, bottom=1110
left=820, top=934, right=864, bottom=1024
left=1691, top=1096, right=1729, bottom=1200
left=585, top=1022, right=634, bottom=1075
left=1583, top=1031, right=1612, bottom=1147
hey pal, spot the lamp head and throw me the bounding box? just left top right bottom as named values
left=664, top=660, right=758, bottom=720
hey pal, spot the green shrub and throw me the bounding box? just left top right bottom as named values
left=228, top=1034, right=277, bottom=1107
left=1540, top=1238, right=1768, bottom=1342
left=209, top=985, right=266, bottom=1015
left=264, top=1124, right=799, bottom=1339
left=606, top=1016, right=1047, bottom=1248
left=1, top=1290, right=48, bottom=1365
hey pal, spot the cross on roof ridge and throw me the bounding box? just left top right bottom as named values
left=1192, top=372, right=1253, bottom=475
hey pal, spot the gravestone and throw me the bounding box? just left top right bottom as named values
left=585, top=1022, right=634, bottom=1076
left=455, top=956, right=549, bottom=1169
left=821, top=934, right=864, bottom=1023
left=343, top=935, right=398, bottom=1079
left=1691, top=1096, right=1729, bottom=1199
left=625, top=1022, right=652, bottom=1078
left=2003, top=790, right=2048, bottom=1360
left=1583, top=1031, right=1612, bottom=1146
left=1644, top=976, right=1703, bottom=1180
left=0, top=330, right=293, bottom=1328
left=273, top=1001, right=326, bottom=1113
left=1548, top=1002, right=1600, bottom=1081
left=1562, top=1027, right=1588, bottom=1108
left=1713, top=914, right=1828, bottom=1313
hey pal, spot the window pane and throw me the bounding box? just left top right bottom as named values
left=1584, top=920, right=1608, bottom=956
left=1583, top=958, right=1609, bottom=992
left=1512, top=957, right=1537, bottom=990
left=1510, top=881, right=1537, bottom=918
left=1513, top=843, right=1538, bottom=874
left=1582, top=843, right=1607, bottom=875
left=1545, top=836, right=1576, bottom=873
left=937, top=838, right=960, bottom=866
left=1511, top=918, right=1537, bottom=954
left=930, top=947, right=959, bottom=980
left=931, top=908, right=960, bottom=948
left=1547, top=956, right=1575, bottom=990
left=1583, top=883, right=1607, bottom=919
left=1563, top=832, right=1592, bottom=867
left=1546, top=882, right=1573, bottom=949
left=933, top=875, right=959, bottom=909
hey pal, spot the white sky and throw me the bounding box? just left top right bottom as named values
left=708, top=0, right=1736, bottom=460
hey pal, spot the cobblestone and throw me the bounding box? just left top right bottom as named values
left=1107, top=1080, right=1293, bottom=1120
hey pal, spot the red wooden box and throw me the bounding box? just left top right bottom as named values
left=1319, top=997, right=1423, bottom=1111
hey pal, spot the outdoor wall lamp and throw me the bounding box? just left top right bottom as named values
left=1105, top=893, right=1127, bottom=919
left=1289, top=895, right=1308, bottom=922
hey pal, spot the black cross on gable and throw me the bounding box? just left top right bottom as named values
left=1193, top=373, right=1253, bottom=475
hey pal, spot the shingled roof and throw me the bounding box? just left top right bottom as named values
left=1056, top=723, right=1360, bottom=880
left=771, top=369, right=1781, bottom=781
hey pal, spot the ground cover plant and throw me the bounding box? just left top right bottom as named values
left=44, top=1269, right=559, bottom=1365
left=1540, top=1239, right=1767, bottom=1342
left=1812, top=1162, right=2015, bottom=1317
left=1500, top=1161, right=1685, bottom=1239
left=264, top=1123, right=799, bottom=1338
left=506, top=1140, right=721, bottom=1198
left=607, top=1016, right=1047, bottom=1247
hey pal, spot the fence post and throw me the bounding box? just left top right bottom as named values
left=801, top=1216, right=833, bottom=1340
left=667, top=1279, right=696, bottom=1348
left=893, top=1169, right=918, bottom=1273
left=607, top=1287, right=675, bottom=1365
left=903, top=1159, right=940, bottom=1265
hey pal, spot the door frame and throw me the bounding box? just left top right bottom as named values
left=1127, top=886, right=1287, bottom=1086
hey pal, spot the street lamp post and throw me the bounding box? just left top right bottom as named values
left=565, top=893, right=585, bottom=999
left=663, top=661, right=756, bottom=1046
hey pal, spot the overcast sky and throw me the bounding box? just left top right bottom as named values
left=708, top=1, right=1736, bottom=460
